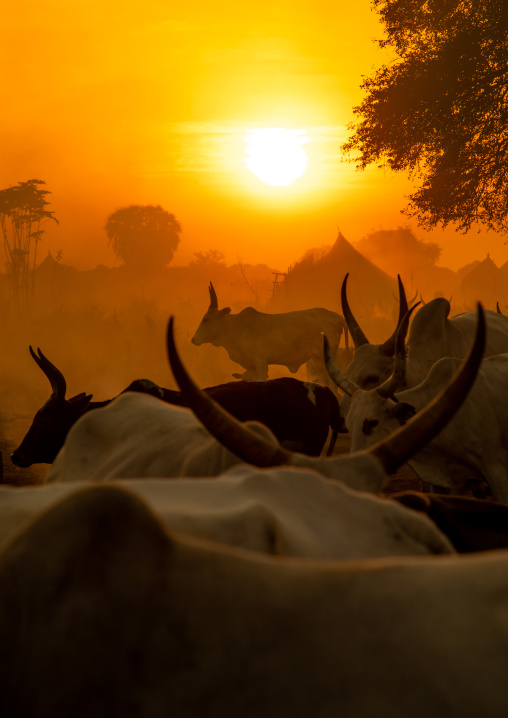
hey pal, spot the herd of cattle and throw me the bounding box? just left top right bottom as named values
left=3, top=278, right=508, bottom=715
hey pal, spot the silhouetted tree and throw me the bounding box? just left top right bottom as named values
left=189, top=249, right=226, bottom=267
left=343, top=1, right=508, bottom=234
left=105, top=205, right=181, bottom=271
left=0, top=179, right=58, bottom=315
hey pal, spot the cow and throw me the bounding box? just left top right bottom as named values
left=191, top=281, right=349, bottom=384
left=323, top=304, right=508, bottom=502
left=159, top=377, right=345, bottom=456
left=163, top=306, right=486, bottom=493
left=340, top=273, right=508, bottom=416
left=44, top=304, right=485, bottom=495
left=45, top=393, right=280, bottom=483
left=0, top=471, right=455, bottom=560
left=393, top=491, right=508, bottom=553
left=11, top=348, right=342, bottom=467
left=3, top=482, right=508, bottom=717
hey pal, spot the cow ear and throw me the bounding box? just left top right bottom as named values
left=389, top=402, right=416, bottom=425
left=220, top=307, right=231, bottom=316
left=68, top=393, right=93, bottom=413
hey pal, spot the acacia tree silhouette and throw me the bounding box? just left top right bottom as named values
left=343, top=0, right=508, bottom=235
left=105, top=205, right=182, bottom=272
left=0, top=179, right=58, bottom=315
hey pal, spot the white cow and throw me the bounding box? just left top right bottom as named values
left=340, top=274, right=508, bottom=415
left=2, top=483, right=508, bottom=717
left=45, top=392, right=279, bottom=483
left=0, top=470, right=454, bottom=559
left=162, top=308, right=486, bottom=494
left=324, top=307, right=508, bottom=502
left=46, top=391, right=391, bottom=492
left=46, top=305, right=484, bottom=501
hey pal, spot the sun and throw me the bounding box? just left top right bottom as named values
left=244, top=128, right=310, bottom=187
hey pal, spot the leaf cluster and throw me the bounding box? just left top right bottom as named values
left=0, top=179, right=58, bottom=228
left=343, top=0, right=508, bottom=233
left=105, top=205, right=182, bottom=270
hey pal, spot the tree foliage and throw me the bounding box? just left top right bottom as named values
left=105, top=205, right=182, bottom=271
left=343, top=1, right=508, bottom=234
left=0, top=179, right=58, bottom=314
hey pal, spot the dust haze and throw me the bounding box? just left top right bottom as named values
left=1, top=214, right=504, bottom=486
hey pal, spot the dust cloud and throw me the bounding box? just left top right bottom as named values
left=0, top=227, right=504, bottom=485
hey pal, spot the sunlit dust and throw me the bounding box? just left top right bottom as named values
left=244, top=128, right=309, bottom=187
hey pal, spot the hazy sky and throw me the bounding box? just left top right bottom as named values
left=2, top=0, right=506, bottom=272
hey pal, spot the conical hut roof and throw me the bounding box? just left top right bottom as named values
left=35, top=250, right=75, bottom=276
left=271, top=232, right=397, bottom=322
left=460, top=254, right=508, bottom=311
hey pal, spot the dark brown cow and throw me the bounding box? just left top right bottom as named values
left=11, top=349, right=343, bottom=466
left=394, top=491, right=508, bottom=553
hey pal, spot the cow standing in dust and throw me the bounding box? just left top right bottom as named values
left=191, top=282, right=349, bottom=384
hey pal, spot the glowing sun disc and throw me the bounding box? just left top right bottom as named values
left=244, top=128, right=309, bottom=187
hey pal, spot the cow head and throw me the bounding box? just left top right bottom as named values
left=11, top=347, right=93, bottom=467
left=325, top=303, right=423, bottom=452
left=191, top=282, right=231, bottom=347
left=339, top=273, right=413, bottom=415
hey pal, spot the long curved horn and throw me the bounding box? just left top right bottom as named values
left=370, top=303, right=486, bottom=474
left=379, top=275, right=409, bottom=357
left=341, top=274, right=369, bottom=349
left=29, top=346, right=67, bottom=400
left=208, top=281, right=218, bottom=310
left=497, top=302, right=504, bottom=315
left=322, top=334, right=360, bottom=397
left=376, top=303, right=421, bottom=399
left=166, top=317, right=292, bottom=467
left=167, top=305, right=485, bottom=478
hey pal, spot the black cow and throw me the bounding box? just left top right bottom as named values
left=11, top=348, right=343, bottom=467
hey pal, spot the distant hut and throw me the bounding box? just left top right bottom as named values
left=34, top=250, right=78, bottom=311
left=270, top=232, right=398, bottom=342
left=460, top=254, right=508, bottom=311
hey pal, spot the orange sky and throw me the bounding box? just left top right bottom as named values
left=2, top=0, right=507, bottom=273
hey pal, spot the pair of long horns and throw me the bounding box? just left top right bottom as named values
left=29, top=346, right=67, bottom=400
left=341, top=273, right=409, bottom=355
left=167, top=305, right=486, bottom=478
left=323, top=303, right=420, bottom=399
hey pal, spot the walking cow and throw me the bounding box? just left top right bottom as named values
left=191, top=282, right=349, bottom=385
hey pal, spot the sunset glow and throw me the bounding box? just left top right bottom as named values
left=0, top=1, right=505, bottom=271
left=244, top=129, right=309, bottom=187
